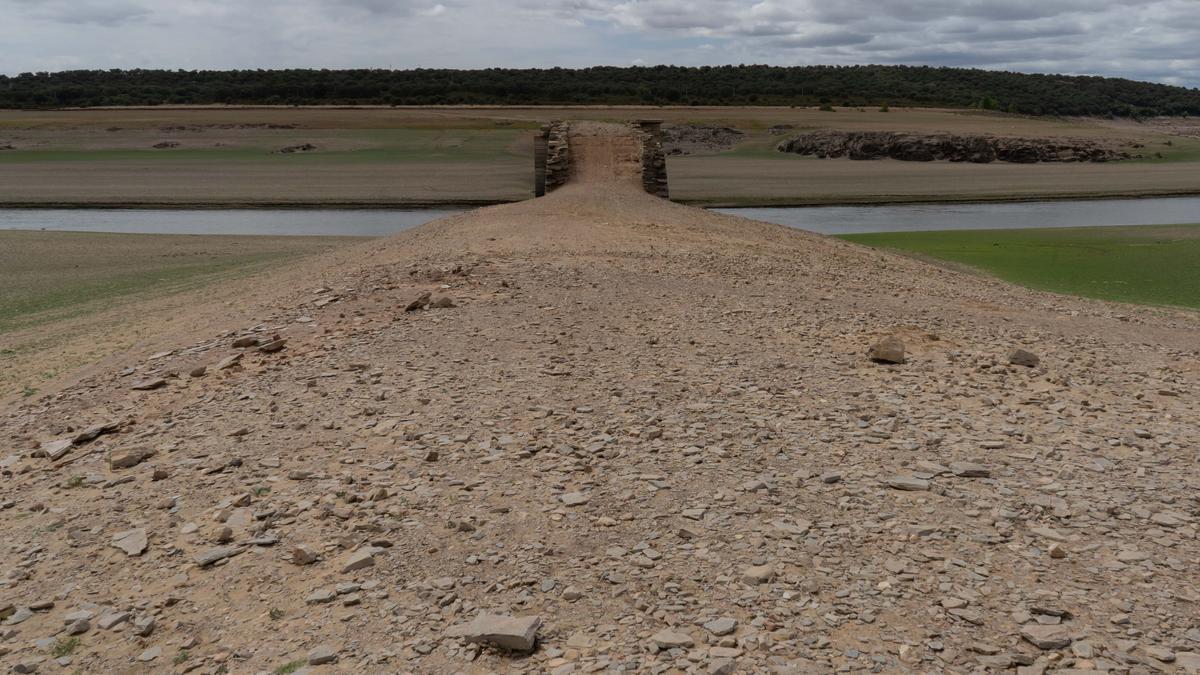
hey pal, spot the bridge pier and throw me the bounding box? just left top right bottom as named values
left=534, top=120, right=668, bottom=198
left=636, top=119, right=669, bottom=199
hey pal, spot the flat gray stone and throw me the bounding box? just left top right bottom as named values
left=703, top=617, right=738, bottom=636
left=340, top=546, right=382, bottom=574
left=308, top=645, right=337, bottom=665
left=560, top=491, right=590, bottom=506
left=447, top=613, right=541, bottom=652
left=306, top=588, right=336, bottom=605
left=109, top=446, right=155, bottom=470
left=1021, top=624, right=1072, bottom=650
left=38, top=439, right=73, bottom=461
left=194, top=545, right=245, bottom=567
left=741, top=564, right=774, bottom=585
left=111, top=528, right=148, bottom=556
left=950, top=462, right=990, bottom=478
left=650, top=629, right=695, bottom=648
left=886, top=476, right=930, bottom=491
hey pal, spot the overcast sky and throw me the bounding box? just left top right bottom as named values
left=1, top=0, right=1196, bottom=88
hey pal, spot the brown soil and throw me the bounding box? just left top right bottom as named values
left=1, top=123, right=1198, bottom=674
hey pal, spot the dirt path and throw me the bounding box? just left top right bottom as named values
left=1, top=124, right=1198, bottom=674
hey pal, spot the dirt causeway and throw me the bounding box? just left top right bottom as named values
left=1, top=124, right=1198, bottom=674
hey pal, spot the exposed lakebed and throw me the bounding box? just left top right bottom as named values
left=1, top=196, right=1198, bottom=237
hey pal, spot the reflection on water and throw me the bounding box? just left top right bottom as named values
left=0, top=208, right=461, bottom=237
left=2, top=196, right=1198, bottom=237
left=717, top=196, right=1200, bottom=235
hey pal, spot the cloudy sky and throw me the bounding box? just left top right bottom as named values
left=1, top=0, right=1197, bottom=87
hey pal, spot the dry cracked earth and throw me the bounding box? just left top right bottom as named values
left=1, top=123, right=1199, bottom=675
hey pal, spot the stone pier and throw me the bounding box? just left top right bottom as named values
left=535, top=120, right=668, bottom=198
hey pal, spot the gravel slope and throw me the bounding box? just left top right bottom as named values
left=1, top=123, right=1198, bottom=674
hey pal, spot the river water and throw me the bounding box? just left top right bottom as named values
left=0, top=208, right=462, bottom=237
left=715, top=196, right=1200, bottom=235
left=1, top=196, right=1197, bottom=237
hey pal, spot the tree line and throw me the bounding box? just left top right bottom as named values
left=1, top=65, right=1197, bottom=117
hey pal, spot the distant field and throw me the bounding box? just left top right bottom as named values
left=1, top=106, right=1197, bottom=206
left=842, top=224, right=1200, bottom=310
left=0, top=230, right=358, bottom=334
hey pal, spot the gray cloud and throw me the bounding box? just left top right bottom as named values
left=8, top=0, right=150, bottom=26
left=0, top=0, right=1195, bottom=88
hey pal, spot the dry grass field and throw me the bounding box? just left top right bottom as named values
left=0, top=230, right=361, bottom=396
left=1, top=106, right=1197, bottom=206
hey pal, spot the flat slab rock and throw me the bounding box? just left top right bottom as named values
left=37, top=439, right=73, bottom=461
left=340, top=546, right=382, bottom=573
left=194, top=545, right=245, bottom=567
left=886, top=476, right=931, bottom=491
left=1021, top=624, right=1073, bottom=650
left=110, top=528, right=148, bottom=556
left=559, top=491, right=590, bottom=506
left=109, top=446, right=155, bottom=470
left=651, top=629, right=695, bottom=648
left=447, top=613, right=541, bottom=652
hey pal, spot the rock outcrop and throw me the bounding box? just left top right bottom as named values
left=778, top=130, right=1137, bottom=163
left=535, top=121, right=571, bottom=196
left=662, top=124, right=744, bottom=155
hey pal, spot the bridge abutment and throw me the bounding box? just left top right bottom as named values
left=534, top=120, right=668, bottom=198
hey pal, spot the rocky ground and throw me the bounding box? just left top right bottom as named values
left=1, top=123, right=1198, bottom=674
left=662, top=125, right=745, bottom=156
left=778, top=131, right=1140, bottom=163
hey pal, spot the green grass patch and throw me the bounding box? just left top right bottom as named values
left=0, top=231, right=354, bottom=334
left=273, top=660, right=307, bottom=675
left=1131, top=138, right=1200, bottom=164
left=842, top=223, right=1200, bottom=310
left=0, top=251, right=291, bottom=333
left=52, top=636, right=81, bottom=658
left=0, top=128, right=527, bottom=165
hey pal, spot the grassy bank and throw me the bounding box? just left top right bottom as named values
left=842, top=224, right=1200, bottom=310
left=0, top=230, right=360, bottom=334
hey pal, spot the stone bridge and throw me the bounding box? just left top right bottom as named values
left=534, top=120, right=669, bottom=199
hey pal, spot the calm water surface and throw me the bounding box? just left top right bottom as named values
left=717, top=196, right=1200, bottom=235
left=1, top=196, right=1198, bottom=237
left=0, top=209, right=461, bottom=237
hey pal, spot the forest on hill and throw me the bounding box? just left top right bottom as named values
left=2, top=65, right=1198, bottom=117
